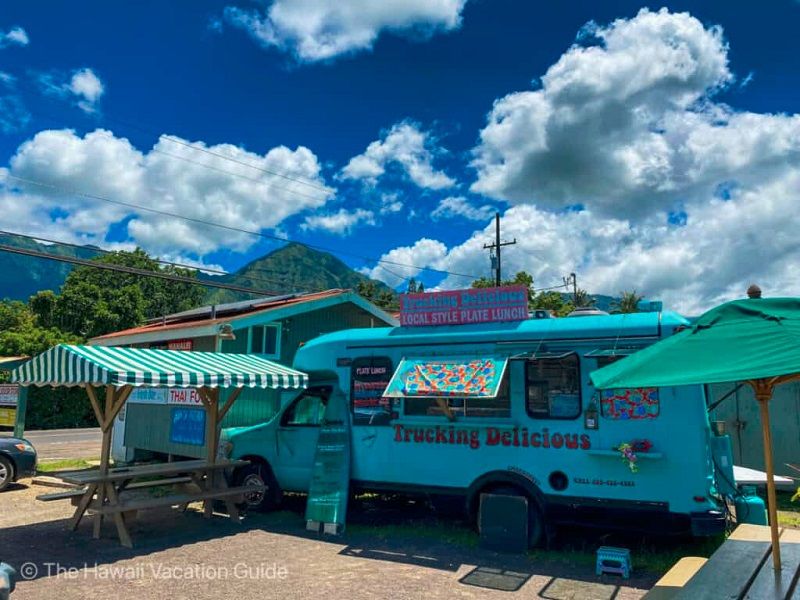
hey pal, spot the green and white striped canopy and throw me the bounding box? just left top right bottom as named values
left=11, top=344, right=309, bottom=389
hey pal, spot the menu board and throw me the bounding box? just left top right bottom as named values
left=0, top=384, right=19, bottom=407
left=351, top=357, right=393, bottom=425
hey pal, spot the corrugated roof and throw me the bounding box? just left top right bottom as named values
left=92, top=289, right=350, bottom=341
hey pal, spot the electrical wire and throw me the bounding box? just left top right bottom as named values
left=0, top=229, right=317, bottom=294
left=0, top=243, right=283, bottom=297
left=4, top=174, right=481, bottom=281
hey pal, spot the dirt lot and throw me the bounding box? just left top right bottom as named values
left=0, top=479, right=685, bottom=599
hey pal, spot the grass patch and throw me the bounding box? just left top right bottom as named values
left=37, top=458, right=96, bottom=473
left=347, top=521, right=480, bottom=548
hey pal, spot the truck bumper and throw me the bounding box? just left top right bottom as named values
left=690, top=510, right=726, bottom=536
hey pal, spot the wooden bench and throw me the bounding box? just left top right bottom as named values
left=36, top=488, right=87, bottom=502
left=645, top=524, right=800, bottom=599
left=643, top=557, right=707, bottom=599
left=89, top=485, right=263, bottom=515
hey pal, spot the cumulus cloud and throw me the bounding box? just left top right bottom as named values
left=471, top=8, right=741, bottom=218
left=361, top=238, right=448, bottom=288
left=301, top=207, right=375, bottom=235
left=223, top=0, right=467, bottom=62
left=431, top=196, right=496, bottom=221
left=0, top=26, right=29, bottom=48
left=341, top=121, right=455, bottom=190
left=372, top=8, right=800, bottom=313
left=39, top=68, right=105, bottom=113
left=0, top=128, right=334, bottom=257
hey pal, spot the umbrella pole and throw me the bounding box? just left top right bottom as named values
left=755, top=385, right=781, bottom=571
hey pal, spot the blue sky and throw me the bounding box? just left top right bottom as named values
left=1, top=1, right=799, bottom=312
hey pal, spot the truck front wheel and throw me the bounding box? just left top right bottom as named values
left=233, top=462, right=281, bottom=512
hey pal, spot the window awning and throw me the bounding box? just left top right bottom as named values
left=11, top=344, right=308, bottom=389
left=384, top=356, right=508, bottom=398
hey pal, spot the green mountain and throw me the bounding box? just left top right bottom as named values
left=204, top=243, right=395, bottom=304
left=0, top=233, right=98, bottom=301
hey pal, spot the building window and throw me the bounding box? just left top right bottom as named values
left=526, top=353, right=581, bottom=419
left=402, top=374, right=511, bottom=419
left=250, top=324, right=280, bottom=358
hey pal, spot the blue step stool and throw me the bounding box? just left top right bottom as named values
left=596, top=546, right=631, bottom=579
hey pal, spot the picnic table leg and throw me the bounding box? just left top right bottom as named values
left=105, top=482, right=133, bottom=548
left=93, top=482, right=108, bottom=539
left=70, top=483, right=98, bottom=531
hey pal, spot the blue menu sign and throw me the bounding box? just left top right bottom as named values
left=169, top=407, right=206, bottom=446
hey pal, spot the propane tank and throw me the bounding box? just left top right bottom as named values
left=735, top=485, right=767, bottom=526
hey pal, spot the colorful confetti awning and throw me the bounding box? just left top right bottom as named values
left=384, top=356, right=508, bottom=398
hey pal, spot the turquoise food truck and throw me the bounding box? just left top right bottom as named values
left=223, top=309, right=733, bottom=546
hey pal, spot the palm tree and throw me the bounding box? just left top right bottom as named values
left=574, top=288, right=596, bottom=308
left=611, top=290, right=644, bottom=314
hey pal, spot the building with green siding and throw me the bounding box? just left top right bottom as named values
left=90, top=290, right=397, bottom=462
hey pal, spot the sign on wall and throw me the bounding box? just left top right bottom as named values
left=399, top=286, right=529, bottom=327
left=127, top=387, right=203, bottom=405
left=169, top=407, right=206, bottom=446
left=168, top=339, right=194, bottom=351
left=0, top=384, right=19, bottom=407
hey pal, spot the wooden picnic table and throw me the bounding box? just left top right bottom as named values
left=645, top=523, right=800, bottom=599
left=39, top=458, right=260, bottom=548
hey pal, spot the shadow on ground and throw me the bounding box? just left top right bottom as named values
left=0, top=489, right=718, bottom=597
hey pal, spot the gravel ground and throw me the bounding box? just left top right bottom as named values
left=0, top=480, right=655, bottom=599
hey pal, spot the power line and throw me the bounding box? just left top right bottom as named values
left=4, top=174, right=480, bottom=280
left=0, top=229, right=314, bottom=294
left=0, top=243, right=284, bottom=297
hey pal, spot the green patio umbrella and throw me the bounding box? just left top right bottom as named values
left=591, top=292, right=800, bottom=571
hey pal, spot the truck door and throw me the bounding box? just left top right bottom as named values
left=273, top=387, right=330, bottom=491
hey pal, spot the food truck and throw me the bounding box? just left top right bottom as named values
left=222, top=287, right=733, bottom=545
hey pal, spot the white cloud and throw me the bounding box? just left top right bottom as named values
left=223, top=0, right=467, bottom=62
left=341, top=121, right=455, bottom=190
left=0, top=95, right=30, bottom=133
left=0, top=27, right=29, bottom=48
left=1, top=128, right=335, bottom=258
left=374, top=8, right=800, bottom=313
left=379, top=193, right=403, bottom=214
left=301, top=207, right=375, bottom=235
left=39, top=68, right=105, bottom=113
left=361, top=238, right=448, bottom=288
left=471, top=8, right=740, bottom=219
left=431, top=196, right=496, bottom=221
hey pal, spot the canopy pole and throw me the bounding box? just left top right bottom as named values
left=752, top=380, right=781, bottom=571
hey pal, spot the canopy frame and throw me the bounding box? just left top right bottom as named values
left=13, top=344, right=308, bottom=545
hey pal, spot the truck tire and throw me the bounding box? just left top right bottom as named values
left=0, top=456, right=13, bottom=492
left=484, top=485, right=544, bottom=548
left=233, top=462, right=281, bottom=512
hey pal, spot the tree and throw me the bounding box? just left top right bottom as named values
left=356, top=280, right=398, bottom=311
left=573, top=288, right=596, bottom=308
left=472, top=271, right=535, bottom=304
left=407, top=278, right=418, bottom=293
left=30, top=249, right=206, bottom=339
left=531, top=291, right=574, bottom=317
left=611, top=290, right=644, bottom=314
left=0, top=300, right=80, bottom=358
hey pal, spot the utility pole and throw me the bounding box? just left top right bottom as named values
left=563, top=272, right=578, bottom=305
left=483, top=212, right=516, bottom=286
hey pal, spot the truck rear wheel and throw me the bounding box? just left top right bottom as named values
left=234, top=462, right=281, bottom=512
left=482, top=485, right=544, bottom=548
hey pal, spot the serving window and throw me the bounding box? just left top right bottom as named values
left=403, top=374, right=511, bottom=419
left=525, top=353, right=581, bottom=419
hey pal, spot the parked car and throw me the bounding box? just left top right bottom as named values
left=0, top=437, right=37, bottom=491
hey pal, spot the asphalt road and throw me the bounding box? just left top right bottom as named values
left=11, top=427, right=101, bottom=460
